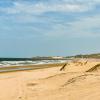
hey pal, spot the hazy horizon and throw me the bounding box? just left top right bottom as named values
left=0, top=0, right=100, bottom=57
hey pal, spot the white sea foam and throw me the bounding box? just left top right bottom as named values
left=0, top=60, right=68, bottom=67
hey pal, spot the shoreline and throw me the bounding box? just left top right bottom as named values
left=0, top=63, right=66, bottom=73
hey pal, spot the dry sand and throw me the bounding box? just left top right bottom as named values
left=0, top=59, right=100, bottom=100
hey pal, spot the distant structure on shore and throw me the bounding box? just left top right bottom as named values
left=52, top=56, right=63, bottom=59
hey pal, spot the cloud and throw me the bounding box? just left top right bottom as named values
left=1, top=0, right=100, bottom=15
left=69, top=14, right=100, bottom=35
left=0, top=1, right=94, bottom=15
left=43, top=13, right=100, bottom=38
left=0, top=0, right=100, bottom=39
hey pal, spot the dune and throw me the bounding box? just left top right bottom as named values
left=86, top=63, right=100, bottom=72
left=0, top=59, right=100, bottom=100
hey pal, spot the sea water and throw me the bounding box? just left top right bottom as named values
left=0, top=60, right=68, bottom=67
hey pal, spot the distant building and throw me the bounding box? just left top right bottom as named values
left=52, top=56, right=63, bottom=59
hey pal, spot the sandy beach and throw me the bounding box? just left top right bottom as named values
left=0, top=59, right=100, bottom=100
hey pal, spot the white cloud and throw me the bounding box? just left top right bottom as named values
left=0, top=0, right=100, bottom=38
left=44, top=13, right=100, bottom=38
left=0, top=1, right=93, bottom=15
left=55, top=14, right=100, bottom=37
left=0, top=0, right=100, bottom=15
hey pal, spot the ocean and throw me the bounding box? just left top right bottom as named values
left=0, top=60, right=68, bottom=67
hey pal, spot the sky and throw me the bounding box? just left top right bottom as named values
left=0, top=0, right=100, bottom=57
